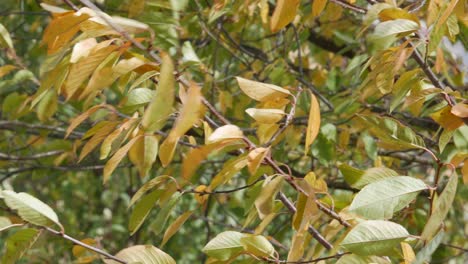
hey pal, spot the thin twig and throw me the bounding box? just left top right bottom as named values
left=329, top=0, right=367, bottom=14
left=44, top=226, right=127, bottom=264
left=0, top=150, right=63, bottom=161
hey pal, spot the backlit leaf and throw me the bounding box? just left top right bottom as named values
left=240, top=234, right=275, bottom=258
left=207, top=125, right=244, bottom=144
left=0, top=23, right=13, bottom=49
left=372, top=19, right=419, bottom=39
left=245, top=108, right=285, bottom=124
left=2, top=190, right=62, bottom=229
left=236, top=77, right=291, bottom=102
left=202, top=231, right=244, bottom=261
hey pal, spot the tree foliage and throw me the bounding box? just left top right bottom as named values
left=0, top=0, right=467, bottom=263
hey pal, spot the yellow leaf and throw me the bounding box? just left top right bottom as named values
left=128, top=134, right=159, bottom=178
left=72, top=238, right=98, bottom=258
left=159, top=83, right=203, bottom=166
left=462, top=162, right=468, bottom=185
left=65, top=45, right=118, bottom=99
left=158, top=136, right=178, bottom=168
left=451, top=103, right=468, bottom=118
left=257, top=123, right=279, bottom=145
left=247, top=147, right=269, bottom=175
left=245, top=108, right=285, bottom=124
left=203, top=121, right=213, bottom=144
left=304, top=92, right=321, bottom=154
left=161, top=211, right=193, bottom=247
left=312, top=0, right=327, bottom=18
left=259, top=0, right=269, bottom=24
left=66, top=105, right=104, bottom=138
left=236, top=77, right=291, bottom=102
left=103, top=135, right=142, bottom=183
left=255, top=176, right=284, bottom=219
left=436, top=0, right=459, bottom=29
left=401, top=242, right=415, bottom=264
left=70, top=38, right=98, bottom=63
left=129, top=176, right=171, bottom=207
left=141, top=54, right=175, bottom=132
left=270, top=0, right=300, bottom=32
left=0, top=65, right=17, bottom=78
left=128, top=0, right=145, bottom=18
left=287, top=231, right=306, bottom=261
left=304, top=172, right=328, bottom=193
left=171, top=83, right=203, bottom=136
left=194, top=185, right=210, bottom=204
left=431, top=106, right=464, bottom=131
left=100, top=118, right=137, bottom=159
left=36, top=89, right=57, bottom=122
left=207, top=125, right=244, bottom=144
left=378, top=8, right=419, bottom=24
left=210, top=155, right=249, bottom=190
left=79, top=122, right=119, bottom=162
left=79, top=56, right=145, bottom=100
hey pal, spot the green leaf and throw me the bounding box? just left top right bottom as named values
left=240, top=234, right=275, bottom=258
left=390, top=69, right=421, bottom=113
left=372, top=19, right=419, bottom=39
left=2, top=228, right=41, bottom=264
left=413, top=231, right=444, bottom=264
left=420, top=173, right=458, bottom=241
left=202, top=231, right=245, bottom=261
left=350, top=176, right=427, bottom=219
left=0, top=23, right=13, bottom=49
left=141, top=54, right=175, bottom=132
left=358, top=114, right=425, bottom=150
left=341, top=220, right=409, bottom=256
left=129, top=176, right=171, bottom=207
left=128, top=190, right=163, bottom=235
left=36, top=89, right=58, bottom=122
left=104, top=245, right=175, bottom=264
left=125, top=87, right=154, bottom=108
left=2, top=190, right=63, bottom=230
left=339, top=164, right=364, bottom=187
left=150, top=192, right=182, bottom=235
